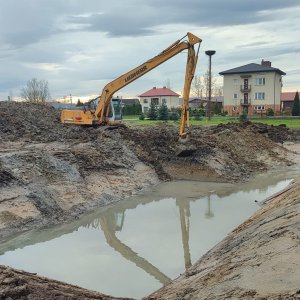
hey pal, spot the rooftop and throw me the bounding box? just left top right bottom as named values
left=219, top=60, right=286, bottom=76
left=281, top=91, right=299, bottom=101
left=139, top=87, right=180, bottom=97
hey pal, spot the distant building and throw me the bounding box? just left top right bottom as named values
left=139, top=87, right=180, bottom=113
left=187, top=96, right=223, bottom=109
left=219, top=60, right=286, bottom=116
left=281, top=91, right=298, bottom=111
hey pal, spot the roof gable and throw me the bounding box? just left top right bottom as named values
left=219, top=63, right=286, bottom=76
left=139, top=87, right=180, bottom=97
left=281, top=92, right=298, bottom=101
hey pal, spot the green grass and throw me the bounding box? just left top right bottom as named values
left=122, top=116, right=300, bottom=128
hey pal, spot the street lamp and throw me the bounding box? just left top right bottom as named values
left=205, top=50, right=216, bottom=120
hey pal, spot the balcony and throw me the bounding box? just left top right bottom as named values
left=240, top=85, right=251, bottom=92
left=240, top=98, right=251, bottom=106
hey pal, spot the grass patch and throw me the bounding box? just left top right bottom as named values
left=123, top=116, right=300, bottom=128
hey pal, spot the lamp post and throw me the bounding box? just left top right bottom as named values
left=205, top=50, right=216, bottom=120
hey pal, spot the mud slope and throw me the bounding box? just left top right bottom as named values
left=0, top=265, right=133, bottom=300
left=0, top=102, right=294, bottom=243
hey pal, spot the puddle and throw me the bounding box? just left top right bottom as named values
left=0, top=170, right=297, bottom=299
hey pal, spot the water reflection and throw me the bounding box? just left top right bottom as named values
left=205, top=195, right=214, bottom=219
left=0, top=169, right=297, bottom=299
left=83, top=197, right=197, bottom=284
left=97, top=213, right=171, bottom=285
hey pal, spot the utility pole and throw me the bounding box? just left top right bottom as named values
left=205, top=50, right=216, bottom=120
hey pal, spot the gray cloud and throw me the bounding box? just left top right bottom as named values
left=0, top=0, right=300, bottom=99
left=67, top=0, right=300, bottom=37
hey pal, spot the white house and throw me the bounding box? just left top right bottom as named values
left=219, top=60, right=286, bottom=116
left=139, top=87, right=180, bottom=113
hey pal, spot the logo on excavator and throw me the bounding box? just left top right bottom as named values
left=74, top=112, right=83, bottom=121
left=125, top=66, right=147, bottom=83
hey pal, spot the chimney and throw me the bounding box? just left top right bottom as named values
left=153, top=87, right=156, bottom=89
left=261, top=59, right=272, bottom=67
left=163, top=86, right=166, bottom=89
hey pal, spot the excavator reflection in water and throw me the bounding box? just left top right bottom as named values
left=85, top=195, right=214, bottom=285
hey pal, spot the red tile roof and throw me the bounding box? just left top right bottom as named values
left=281, top=92, right=298, bottom=101
left=139, top=87, right=180, bottom=97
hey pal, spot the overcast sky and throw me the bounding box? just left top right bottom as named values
left=1, top=0, right=300, bottom=100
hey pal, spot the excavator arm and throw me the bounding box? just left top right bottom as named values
left=61, top=32, right=202, bottom=138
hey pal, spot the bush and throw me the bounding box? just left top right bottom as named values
left=220, top=111, right=228, bottom=116
left=239, top=111, right=248, bottom=123
left=139, top=113, right=145, bottom=120
left=193, top=110, right=202, bottom=121
left=122, top=103, right=142, bottom=115
left=169, top=111, right=179, bottom=120
left=266, top=108, right=274, bottom=116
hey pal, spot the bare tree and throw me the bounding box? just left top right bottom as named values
left=165, top=78, right=171, bottom=89
left=202, top=69, right=224, bottom=97
left=21, top=78, right=50, bottom=103
left=191, top=75, right=203, bottom=97
left=8, top=91, right=13, bottom=101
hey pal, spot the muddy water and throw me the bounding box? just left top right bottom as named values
left=0, top=170, right=297, bottom=299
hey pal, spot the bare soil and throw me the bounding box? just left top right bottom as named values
left=0, top=265, right=133, bottom=300
left=0, top=101, right=299, bottom=299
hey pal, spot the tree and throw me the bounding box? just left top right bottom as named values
left=292, top=91, right=300, bottom=116
left=165, top=78, right=171, bottom=89
left=147, top=101, right=158, bottom=120
left=158, top=102, right=169, bottom=120
left=191, top=75, right=203, bottom=97
left=76, top=99, right=84, bottom=106
left=192, top=72, right=222, bottom=98
left=21, top=78, right=50, bottom=103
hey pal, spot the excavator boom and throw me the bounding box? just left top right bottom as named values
left=60, top=32, right=202, bottom=138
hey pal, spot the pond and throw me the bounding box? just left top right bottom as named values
left=0, top=170, right=297, bottom=299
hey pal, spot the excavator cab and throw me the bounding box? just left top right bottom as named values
left=60, top=98, right=122, bottom=125
left=111, top=98, right=122, bottom=121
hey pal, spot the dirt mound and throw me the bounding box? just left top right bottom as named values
left=0, top=101, right=295, bottom=241
left=0, top=265, right=133, bottom=300
left=119, top=123, right=291, bottom=181
left=0, top=101, right=97, bottom=142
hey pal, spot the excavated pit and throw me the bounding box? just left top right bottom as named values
left=0, top=101, right=299, bottom=299
left=0, top=101, right=295, bottom=240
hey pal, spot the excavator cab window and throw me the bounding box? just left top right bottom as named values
left=111, top=98, right=122, bottom=120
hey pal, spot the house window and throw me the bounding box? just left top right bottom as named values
left=233, top=79, right=238, bottom=85
left=233, top=93, right=238, bottom=99
left=151, top=98, right=159, bottom=105
left=162, top=98, right=166, bottom=104
left=255, top=92, right=265, bottom=100
left=254, top=106, right=265, bottom=110
left=144, top=107, right=149, bottom=113
left=143, top=99, right=148, bottom=104
left=256, top=78, right=265, bottom=85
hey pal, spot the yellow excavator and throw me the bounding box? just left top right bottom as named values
left=60, top=32, right=202, bottom=138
